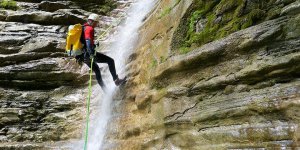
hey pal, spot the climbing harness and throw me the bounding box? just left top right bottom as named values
left=83, top=14, right=125, bottom=150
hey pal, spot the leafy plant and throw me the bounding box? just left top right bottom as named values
left=0, top=0, right=18, bottom=10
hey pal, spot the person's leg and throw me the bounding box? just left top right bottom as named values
left=94, top=52, right=118, bottom=80
left=75, top=54, right=84, bottom=65
left=84, top=59, right=106, bottom=89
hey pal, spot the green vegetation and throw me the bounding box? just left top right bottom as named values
left=159, top=7, right=172, bottom=19
left=175, top=0, right=293, bottom=54
left=266, top=7, right=280, bottom=20
left=159, top=56, right=167, bottom=63
left=158, top=0, right=182, bottom=19
left=179, top=47, right=190, bottom=54
left=97, top=0, right=117, bottom=15
left=0, top=0, right=18, bottom=10
left=215, top=0, right=239, bottom=15
left=175, top=0, right=181, bottom=6
left=76, top=0, right=117, bottom=15
left=151, top=58, right=158, bottom=68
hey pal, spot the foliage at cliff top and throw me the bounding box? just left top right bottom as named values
left=72, top=0, right=116, bottom=15
left=12, top=0, right=116, bottom=15
left=14, top=0, right=106, bottom=3
left=0, top=0, right=18, bottom=10
left=172, top=0, right=297, bottom=54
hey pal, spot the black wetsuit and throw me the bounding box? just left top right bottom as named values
left=76, top=51, right=118, bottom=89
left=75, top=22, right=119, bottom=89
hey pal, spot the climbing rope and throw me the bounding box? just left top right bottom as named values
left=96, top=15, right=126, bottom=42
left=84, top=56, right=94, bottom=150
left=83, top=14, right=126, bottom=150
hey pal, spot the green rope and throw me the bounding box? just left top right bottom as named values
left=82, top=14, right=125, bottom=150
left=83, top=57, right=94, bottom=150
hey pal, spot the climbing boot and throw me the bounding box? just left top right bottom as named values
left=114, top=76, right=127, bottom=86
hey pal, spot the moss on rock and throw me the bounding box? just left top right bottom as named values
left=0, top=0, right=18, bottom=10
left=172, top=0, right=297, bottom=54
left=73, top=0, right=117, bottom=15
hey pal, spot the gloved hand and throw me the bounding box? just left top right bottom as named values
left=94, top=41, right=100, bottom=48
left=90, top=54, right=95, bottom=60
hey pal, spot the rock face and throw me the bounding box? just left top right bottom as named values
left=104, top=0, right=300, bottom=149
left=0, top=0, right=128, bottom=149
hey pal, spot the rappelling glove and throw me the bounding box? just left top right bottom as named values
left=94, top=41, right=100, bottom=48
left=85, top=39, right=95, bottom=59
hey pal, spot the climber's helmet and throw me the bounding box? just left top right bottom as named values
left=87, top=13, right=99, bottom=27
left=88, top=13, right=99, bottom=22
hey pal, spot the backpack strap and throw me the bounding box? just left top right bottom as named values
left=80, top=25, right=86, bottom=49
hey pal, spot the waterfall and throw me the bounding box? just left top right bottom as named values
left=69, top=0, right=157, bottom=149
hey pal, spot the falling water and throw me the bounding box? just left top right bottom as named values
left=73, top=0, right=157, bottom=150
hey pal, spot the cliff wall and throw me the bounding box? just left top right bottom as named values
left=104, top=0, right=300, bottom=149
left=0, top=0, right=128, bottom=149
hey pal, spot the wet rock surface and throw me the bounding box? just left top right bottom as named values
left=104, top=0, right=300, bottom=149
left=0, top=0, right=131, bottom=149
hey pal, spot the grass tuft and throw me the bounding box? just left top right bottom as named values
left=0, top=0, right=18, bottom=10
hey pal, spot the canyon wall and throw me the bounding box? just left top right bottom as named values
left=0, top=0, right=128, bottom=149
left=104, top=0, right=300, bottom=149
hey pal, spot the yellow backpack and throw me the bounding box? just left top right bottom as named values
left=65, top=24, right=85, bottom=56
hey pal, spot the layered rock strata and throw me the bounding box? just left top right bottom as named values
left=104, top=0, right=300, bottom=149
left=0, top=0, right=130, bottom=149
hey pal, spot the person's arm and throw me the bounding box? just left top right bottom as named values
left=86, top=39, right=94, bottom=57
left=85, top=27, right=95, bottom=57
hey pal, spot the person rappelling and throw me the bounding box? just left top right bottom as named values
left=66, top=13, right=127, bottom=91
